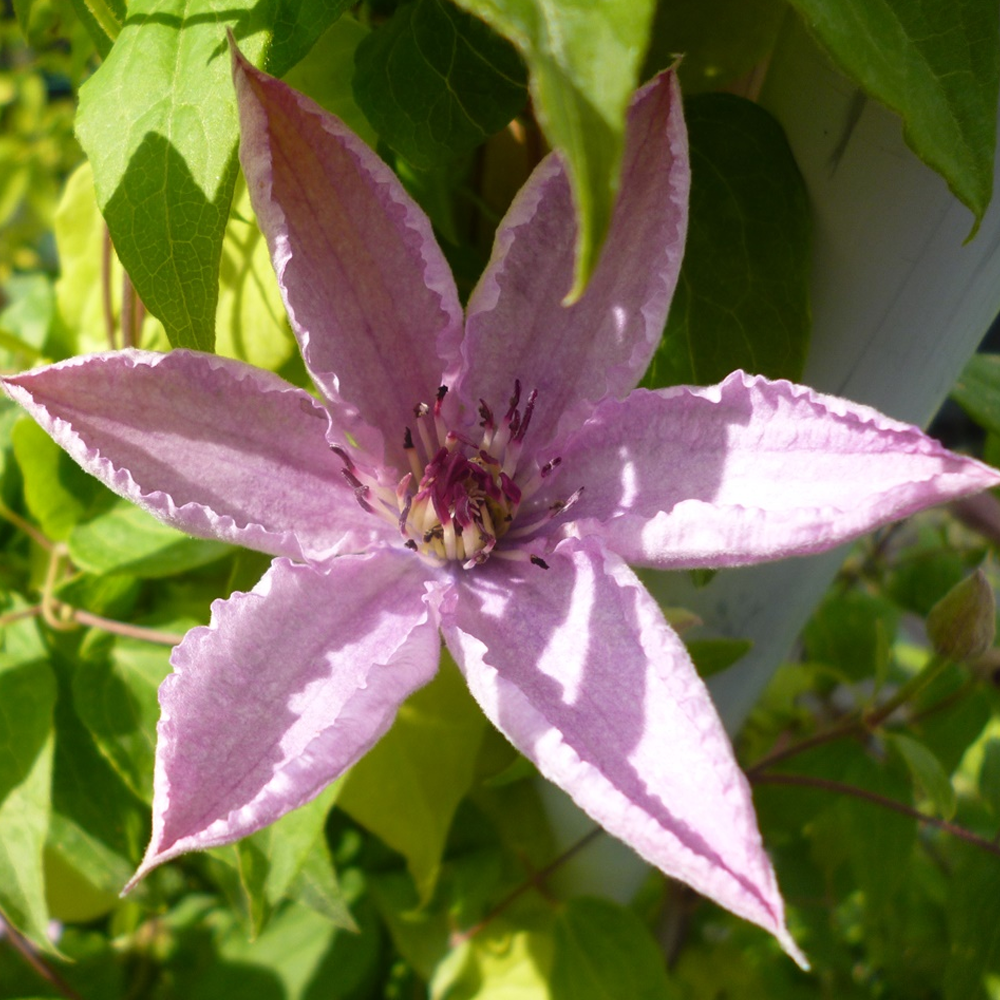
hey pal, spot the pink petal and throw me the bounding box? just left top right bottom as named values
left=126, top=550, right=445, bottom=886
left=2, top=350, right=386, bottom=562
left=440, top=536, right=804, bottom=962
left=459, top=70, right=688, bottom=448
left=232, top=45, right=464, bottom=466
left=554, top=372, right=1000, bottom=568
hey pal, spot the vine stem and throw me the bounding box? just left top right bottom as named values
left=452, top=827, right=604, bottom=945
left=747, top=653, right=951, bottom=777
left=0, top=914, right=84, bottom=1000
left=752, top=772, right=1000, bottom=858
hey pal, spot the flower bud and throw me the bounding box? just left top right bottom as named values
left=926, top=569, right=996, bottom=662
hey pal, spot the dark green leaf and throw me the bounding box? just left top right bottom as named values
left=643, top=94, right=811, bottom=388
left=354, top=0, right=526, bottom=169
left=686, top=638, right=752, bottom=679
left=68, top=500, right=231, bottom=579
left=75, top=0, right=349, bottom=352
left=803, top=589, right=899, bottom=683
left=643, top=0, right=786, bottom=93
left=551, top=897, right=671, bottom=1000
left=979, top=738, right=1000, bottom=819
left=784, top=0, right=999, bottom=232
left=72, top=635, right=177, bottom=803
left=452, top=0, right=656, bottom=299
left=944, top=846, right=1000, bottom=1000
left=953, top=353, right=1000, bottom=436
left=887, top=733, right=957, bottom=820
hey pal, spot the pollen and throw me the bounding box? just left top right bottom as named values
left=331, top=382, right=580, bottom=568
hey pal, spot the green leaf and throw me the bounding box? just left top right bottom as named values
left=68, top=500, right=231, bottom=579
left=49, top=649, right=149, bottom=897
left=284, top=15, right=377, bottom=148
left=979, top=738, right=1000, bottom=819
left=953, top=353, right=1000, bottom=436
left=0, top=617, right=55, bottom=948
left=12, top=417, right=107, bottom=541
left=452, top=0, right=656, bottom=299
left=551, top=897, right=671, bottom=1000
left=643, top=0, right=787, bottom=94
left=353, top=0, right=526, bottom=169
left=74, top=0, right=349, bottom=352
left=784, top=0, right=999, bottom=233
left=338, top=656, right=487, bottom=902
left=685, top=638, right=752, bottom=679
left=0, top=273, right=55, bottom=361
left=944, top=846, right=1000, bottom=1000
left=432, top=921, right=555, bottom=1000
left=644, top=94, right=811, bottom=388
left=803, top=589, right=899, bottom=683
left=228, top=783, right=352, bottom=936
left=71, top=635, right=175, bottom=803
left=215, top=177, right=297, bottom=373
left=53, top=162, right=169, bottom=357
left=887, top=733, right=957, bottom=820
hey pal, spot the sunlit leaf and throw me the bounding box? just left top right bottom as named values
left=452, top=0, right=656, bottom=299
left=339, top=657, right=487, bottom=902
left=68, top=500, right=231, bottom=579
left=0, top=616, right=55, bottom=949
left=785, top=0, right=999, bottom=232
left=75, top=0, right=350, bottom=352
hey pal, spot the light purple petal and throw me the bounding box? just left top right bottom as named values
left=232, top=45, right=464, bottom=466
left=440, top=536, right=804, bottom=962
left=552, top=372, right=1000, bottom=568
left=126, top=550, right=446, bottom=886
left=459, top=70, right=688, bottom=448
left=2, top=350, right=388, bottom=562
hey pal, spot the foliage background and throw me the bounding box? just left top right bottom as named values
left=2, top=0, right=1000, bottom=997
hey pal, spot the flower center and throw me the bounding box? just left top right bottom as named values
left=333, top=383, right=578, bottom=568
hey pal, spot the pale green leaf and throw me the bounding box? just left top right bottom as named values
left=452, top=0, right=656, bottom=299
left=12, top=418, right=106, bottom=541
left=68, top=500, right=231, bottom=579
left=785, top=0, right=999, bottom=231
left=432, top=922, right=555, bottom=1000
left=53, top=162, right=169, bottom=357
left=354, top=0, right=526, bottom=169
left=215, top=178, right=296, bottom=372
left=0, top=617, right=55, bottom=949
left=644, top=93, right=811, bottom=388
left=338, top=656, right=487, bottom=902
left=283, top=15, right=377, bottom=147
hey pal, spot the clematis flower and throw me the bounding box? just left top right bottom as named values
left=6, top=45, right=999, bottom=964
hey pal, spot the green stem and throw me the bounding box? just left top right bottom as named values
left=863, top=654, right=950, bottom=728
